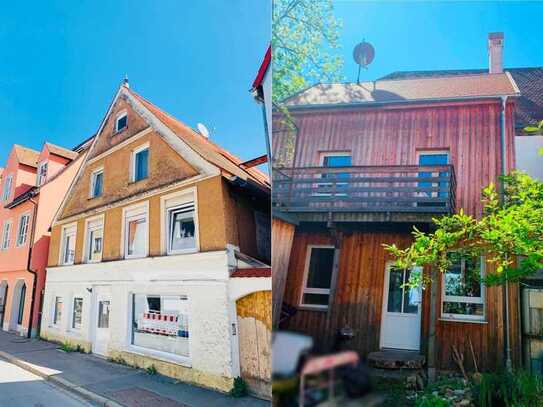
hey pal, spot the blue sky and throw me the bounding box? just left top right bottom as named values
left=0, top=1, right=270, bottom=165
left=334, top=1, right=543, bottom=82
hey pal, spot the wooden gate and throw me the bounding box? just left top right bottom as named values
left=236, top=291, right=272, bottom=400
left=521, top=286, right=543, bottom=374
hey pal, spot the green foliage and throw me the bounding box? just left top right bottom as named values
left=385, top=171, right=543, bottom=286
left=272, top=0, right=343, bottom=104
left=414, top=394, right=450, bottom=407
left=473, top=370, right=543, bottom=407
left=146, top=365, right=157, bottom=375
left=230, top=377, right=248, bottom=398
left=523, top=119, right=543, bottom=135
left=59, top=342, right=76, bottom=352
left=108, top=356, right=128, bottom=366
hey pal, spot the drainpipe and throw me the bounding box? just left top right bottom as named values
left=500, top=96, right=513, bottom=372
left=26, top=196, right=39, bottom=339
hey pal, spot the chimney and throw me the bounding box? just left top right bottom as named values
left=488, top=32, right=504, bottom=74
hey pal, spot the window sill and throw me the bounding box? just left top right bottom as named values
left=128, top=177, right=148, bottom=186
left=112, top=128, right=127, bottom=136
left=298, top=305, right=329, bottom=312
left=167, top=248, right=199, bottom=256
left=88, top=195, right=103, bottom=201
left=125, top=344, right=191, bottom=368
left=439, top=317, right=487, bottom=324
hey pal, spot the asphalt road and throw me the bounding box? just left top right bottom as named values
left=0, top=359, right=93, bottom=407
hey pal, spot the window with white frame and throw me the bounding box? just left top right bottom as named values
left=167, top=203, right=196, bottom=254
left=2, top=174, right=12, bottom=201
left=124, top=205, right=148, bottom=258
left=132, top=294, right=190, bottom=358
left=115, top=111, right=128, bottom=133
left=85, top=218, right=103, bottom=263
left=442, top=252, right=485, bottom=321
left=90, top=168, right=104, bottom=198
left=301, top=246, right=336, bottom=308
left=1, top=220, right=12, bottom=250
left=60, top=225, right=76, bottom=265
left=16, top=213, right=30, bottom=247
left=72, top=297, right=83, bottom=329
left=53, top=296, right=63, bottom=325
left=132, top=145, right=149, bottom=182
left=37, top=162, right=48, bottom=186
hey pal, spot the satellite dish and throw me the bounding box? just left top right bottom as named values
left=353, top=40, right=375, bottom=83
left=197, top=123, right=210, bottom=139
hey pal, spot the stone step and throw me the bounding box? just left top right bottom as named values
left=367, top=350, right=425, bottom=369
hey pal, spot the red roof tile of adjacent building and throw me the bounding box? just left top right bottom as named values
left=13, top=145, right=40, bottom=168
left=252, top=45, right=271, bottom=90
left=127, top=87, right=270, bottom=188
left=45, top=142, right=79, bottom=161
left=231, top=268, right=271, bottom=278
left=285, top=73, right=519, bottom=107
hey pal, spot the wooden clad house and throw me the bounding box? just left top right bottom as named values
left=41, top=81, right=271, bottom=395
left=272, top=70, right=523, bottom=372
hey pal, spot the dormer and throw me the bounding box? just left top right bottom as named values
left=36, top=143, right=78, bottom=186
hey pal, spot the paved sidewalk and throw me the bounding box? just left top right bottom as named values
left=0, top=330, right=268, bottom=407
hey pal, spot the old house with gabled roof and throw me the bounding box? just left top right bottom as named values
left=41, top=81, right=271, bottom=395
left=272, top=34, right=524, bottom=374
left=0, top=142, right=86, bottom=338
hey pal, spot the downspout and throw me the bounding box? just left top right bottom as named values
left=500, top=96, right=513, bottom=372
left=26, top=196, right=39, bottom=339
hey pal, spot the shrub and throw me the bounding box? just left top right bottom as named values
left=146, top=365, right=157, bottom=375
left=230, top=377, right=248, bottom=398
left=474, top=370, right=543, bottom=407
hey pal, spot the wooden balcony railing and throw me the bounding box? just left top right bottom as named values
left=273, top=165, right=456, bottom=216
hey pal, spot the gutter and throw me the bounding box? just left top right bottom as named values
left=280, top=94, right=519, bottom=112
left=26, top=196, right=39, bottom=338
left=500, top=95, right=513, bottom=372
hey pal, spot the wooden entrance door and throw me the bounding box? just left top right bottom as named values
left=236, top=291, right=271, bottom=400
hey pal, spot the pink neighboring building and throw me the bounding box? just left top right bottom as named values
left=0, top=142, right=88, bottom=336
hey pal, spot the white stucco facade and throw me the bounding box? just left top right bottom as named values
left=515, top=135, right=543, bottom=180
left=40, top=250, right=270, bottom=391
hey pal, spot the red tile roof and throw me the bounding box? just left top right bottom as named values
left=126, top=87, right=270, bottom=189
left=231, top=267, right=271, bottom=278
left=381, top=67, right=543, bottom=127
left=285, top=73, right=519, bottom=107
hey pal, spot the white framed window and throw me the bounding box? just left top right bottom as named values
left=53, top=296, right=63, bottom=326
left=89, top=168, right=104, bottom=198
left=131, top=294, right=190, bottom=358
left=115, top=111, right=128, bottom=133
left=84, top=217, right=104, bottom=263
left=72, top=297, right=83, bottom=330
left=300, top=245, right=337, bottom=309
left=37, top=161, right=48, bottom=186
left=131, top=144, right=149, bottom=182
left=123, top=203, right=148, bottom=259
left=1, top=220, right=12, bottom=250
left=441, top=253, right=485, bottom=322
left=161, top=189, right=199, bottom=255
left=2, top=174, right=12, bottom=201
left=16, top=213, right=30, bottom=247
left=60, top=224, right=77, bottom=265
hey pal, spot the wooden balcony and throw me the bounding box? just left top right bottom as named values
left=273, top=165, right=456, bottom=223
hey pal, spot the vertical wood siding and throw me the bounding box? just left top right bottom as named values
left=271, top=217, right=295, bottom=327
left=273, top=100, right=516, bottom=218
left=281, top=229, right=521, bottom=372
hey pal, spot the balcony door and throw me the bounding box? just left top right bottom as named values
left=316, top=152, right=351, bottom=196
left=380, top=262, right=422, bottom=351
left=418, top=151, right=449, bottom=207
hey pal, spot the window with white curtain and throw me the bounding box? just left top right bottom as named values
left=60, top=225, right=76, bottom=265
left=85, top=218, right=103, bottom=262
left=124, top=205, right=148, bottom=258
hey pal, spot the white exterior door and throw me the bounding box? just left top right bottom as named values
left=92, top=288, right=111, bottom=357
left=380, top=263, right=422, bottom=351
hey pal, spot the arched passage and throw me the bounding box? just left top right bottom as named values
left=0, top=281, right=8, bottom=330
left=10, top=280, right=26, bottom=333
